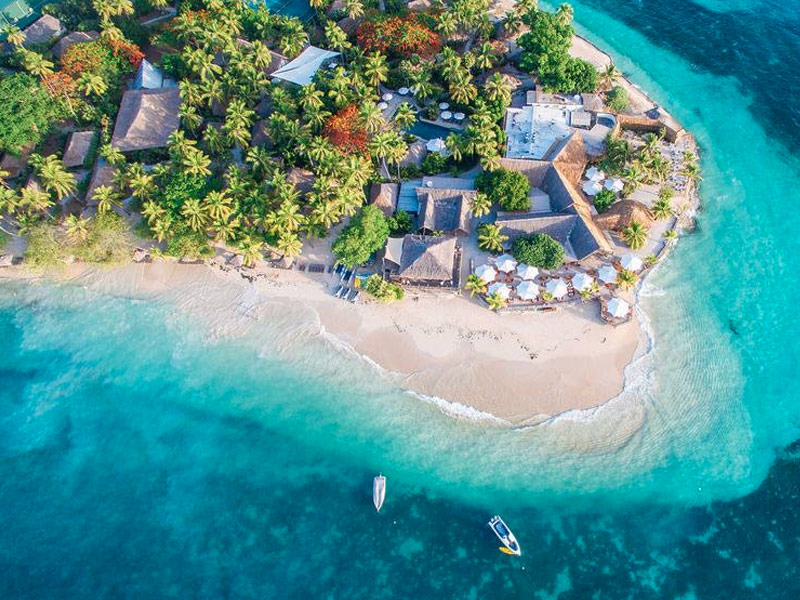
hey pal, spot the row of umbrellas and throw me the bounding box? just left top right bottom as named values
left=476, top=254, right=643, bottom=288
left=583, top=166, right=624, bottom=197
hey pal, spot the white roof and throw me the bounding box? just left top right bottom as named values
left=516, top=264, right=539, bottom=280
left=475, top=264, right=497, bottom=283
left=621, top=254, right=643, bottom=271
left=426, top=138, right=447, bottom=153
left=607, top=297, right=630, bottom=318
left=598, top=265, right=618, bottom=284
left=582, top=181, right=603, bottom=196
left=488, top=282, right=511, bottom=299
left=495, top=254, right=517, bottom=273
left=516, top=281, right=539, bottom=300
left=270, top=46, right=341, bottom=86
left=586, top=167, right=605, bottom=181
left=385, top=236, right=405, bottom=266
left=546, top=278, right=568, bottom=298
left=453, top=112, right=465, bottom=120
left=572, top=272, right=593, bottom=291
left=604, top=178, right=624, bottom=192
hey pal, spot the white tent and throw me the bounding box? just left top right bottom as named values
left=516, top=281, right=539, bottom=300
left=488, top=282, right=511, bottom=299
left=381, top=92, right=393, bottom=101
left=607, top=297, right=630, bottom=318
left=582, top=181, right=603, bottom=196
left=270, top=46, right=341, bottom=86
left=598, top=265, right=618, bottom=284
left=475, top=264, right=497, bottom=283
left=426, top=138, right=447, bottom=153
left=571, top=272, right=593, bottom=291
left=438, top=102, right=450, bottom=110
left=384, top=236, right=405, bottom=266
left=516, top=263, right=539, bottom=280
left=546, top=278, right=568, bottom=299
left=621, top=253, right=643, bottom=271
left=585, top=166, right=605, bottom=181
left=495, top=254, right=517, bottom=273
left=453, top=112, right=466, bottom=121
left=604, top=178, right=624, bottom=192
left=377, top=102, right=389, bottom=110
left=441, top=111, right=453, bottom=121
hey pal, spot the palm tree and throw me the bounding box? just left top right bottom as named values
left=364, top=53, right=388, bottom=93
left=277, top=22, right=308, bottom=58
left=344, top=0, right=364, bottom=19
left=182, top=150, right=212, bottom=178
left=92, top=185, right=120, bottom=214
left=681, top=161, right=703, bottom=182
left=33, top=155, right=76, bottom=200
left=22, top=51, right=54, bottom=79
left=622, top=220, right=648, bottom=250
left=473, top=42, right=494, bottom=73
left=436, top=12, right=458, bottom=39
left=3, top=25, right=25, bottom=48
left=213, top=216, right=240, bottom=243
left=446, top=134, right=463, bottom=162
left=100, top=144, right=126, bottom=167
left=65, top=214, right=90, bottom=243
left=477, top=224, right=507, bottom=253
left=663, top=228, right=678, bottom=245
left=484, top=73, right=511, bottom=105
left=471, top=192, right=492, bottom=218
left=239, top=235, right=264, bottom=266
left=275, top=232, right=302, bottom=257
left=203, top=190, right=233, bottom=222
left=151, top=216, right=173, bottom=242
left=181, top=198, right=208, bottom=232
left=465, top=274, right=487, bottom=297
left=299, top=84, right=325, bottom=113
left=249, top=40, right=273, bottom=71
left=598, top=63, right=621, bottom=90
left=77, top=73, right=108, bottom=97
left=361, top=102, right=386, bottom=134
left=486, top=292, right=506, bottom=311
left=324, top=22, right=351, bottom=57
left=392, top=103, right=417, bottom=131
left=652, top=197, right=673, bottom=220
left=449, top=77, right=478, bottom=106
left=617, top=268, right=638, bottom=290
left=141, top=200, right=166, bottom=225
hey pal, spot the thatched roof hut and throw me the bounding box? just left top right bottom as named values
left=416, top=188, right=475, bottom=235
left=0, top=143, right=34, bottom=179
left=52, top=30, right=99, bottom=59
left=594, top=200, right=654, bottom=232
left=22, top=15, right=63, bottom=47
left=400, top=140, right=427, bottom=169
left=111, top=87, right=181, bottom=152
left=392, top=235, right=459, bottom=287
left=84, top=165, right=117, bottom=204
left=63, top=130, right=96, bottom=169
left=287, top=168, right=315, bottom=195
left=497, top=213, right=601, bottom=261
left=370, top=183, right=399, bottom=217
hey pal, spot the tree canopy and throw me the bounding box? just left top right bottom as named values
left=332, top=205, right=390, bottom=267
left=511, top=233, right=565, bottom=269
left=476, top=168, right=530, bottom=211
left=0, top=74, right=63, bottom=153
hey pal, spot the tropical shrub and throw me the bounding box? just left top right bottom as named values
left=594, top=188, right=616, bottom=213
left=386, top=209, right=414, bottom=236
left=606, top=86, right=629, bottom=112
left=24, top=224, right=63, bottom=268
left=333, top=205, right=390, bottom=267
left=422, top=152, right=447, bottom=174
left=477, top=223, right=507, bottom=253
left=323, top=105, right=369, bottom=154
left=356, top=15, right=441, bottom=59
left=165, top=227, right=214, bottom=259
left=476, top=168, right=530, bottom=211
left=511, top=233, right=565, bottom=269
left=364, top=274, right=404, bottom=302
left=0, top=74, right=63, bottom=153
left=71, top=211, right=133, bottom=263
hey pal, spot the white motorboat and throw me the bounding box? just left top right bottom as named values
left=373, top=475, right=386, bottom=512
left=488, top=515, right=521, bottom=556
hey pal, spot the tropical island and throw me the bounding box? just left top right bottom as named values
left=0, top=0, right=700, bottom=423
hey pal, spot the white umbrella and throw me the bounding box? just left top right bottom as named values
left=516, top=263, right=539, bottom=280
left=604, top=178, right=624, bottom=192
left=453, top=112, right=466, bottom=121
left=381, top=92, right=393, bottom=101
left=439, top=102, right=450, bottom=110
left=607, top=297, right=630, bottom=318
left=516, top=281, right=539, bottom=300
left=426, top=138, right=447, bottom=153
left=488, top=282, right=511, bottom=300
left=377, top=101, right=389, bottom=110
left=441, top=111, right=453, bottom=121
left=546, top=278, right=568, bottom=299
left=582, top=181, right=603, bottom=196
left=621, top=253, right=643, bottom=271
left=572, top=272, right=593, bottom=291
left=598, top=265, right=618, bottom=284
left=586, top=166, right=605, bottom=181
left=475, top=264, right=497, bottom=283
left=398, top=87, right=410, bottom=96
left=495, top=253, right=517, bottom=273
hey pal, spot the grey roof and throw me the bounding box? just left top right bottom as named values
left=400, top=140, right=427, bottom=169
left=496, top=213, right=601, bottom=261
left=397, top=235, right=457, bottom=281
left=416, top=188, right=474, bottom=234
left=62, top=130, right=96, bottom=168
left=111, top=87, right=181, bottom=152
left=52, top=30, right=98, bottom=59
left=287, top=168, right=315, bottom=194
left=497, top=158, right=550, bottom=188
left=22, top=15, right=63, bottom=46
left=251, top=120, right=269, bottom=146
left=84, top=165, right=117, bottom=204
left=370, top=183, right=399, bottom=217
left=398, top=179, right=423, bottom=213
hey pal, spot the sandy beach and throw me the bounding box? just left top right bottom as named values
left=2, top=260, right=641, bottom=425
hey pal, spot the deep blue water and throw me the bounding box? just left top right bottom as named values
left=408, top=119, right=458, bottom=141
left=3, top=0, right=800, bottom=598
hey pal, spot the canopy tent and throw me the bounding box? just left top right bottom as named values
left=516, top=281, right=539, bottom=300
left=585, top=166, right=605, bottom=181
left=495, top=254, right=517, bottom=273
left=426, top=138, right=447, bottom=153
left=488, top=282, right=511, bottom=300
left=621, top=253, right=643, bottom=271
left=598, top=264, right=618, bottom=284
left=607, top=297, right=630, bottom=318
left=270, top=46, right=341, bottom=86
left=398, top=87, right=410, bottom=95
left=439, top=102, right=450, bottom=110
left=516, top=263, right=539, bottom=280
left=384, top=236, right=405, bottom=266
left=381, top=92, right=393, bottom=101
left=546, top=278, right=568, bottom=299
left=441, top=111, right=453, bottom=120
left=453, top=112, right=466, bottom=121
left=582, top=181, right=603, bottom=196
left=475, top=264, right=497, bottom=283
left=571, top=272, right=593, bottom=291
left=604, top=178, right=624, bottom=192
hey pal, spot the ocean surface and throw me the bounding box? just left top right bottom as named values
left=3, top=0, right=800, bottom=597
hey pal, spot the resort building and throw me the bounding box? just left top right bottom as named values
left=52, top=30, right=98, bottom=59
left=384, top=234, right=461, bottom=288
left=111, top=87, right=181, bottom=152
left=416, top=187, right=475, bottom=236
left=83, top=164, right=117, bottom=206
left=369, top=183, right=399, bottom=217
left=62, top=130, right=96, bottom=169
left=21, top=14, right=63, bottom=47
left=132, top=59, right=175, bottom=90
left=270, top=46, right=340, bottom=86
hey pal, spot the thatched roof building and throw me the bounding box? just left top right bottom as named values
left=416, top=188, right=475, bottom=235
left=0, top=143, right=34, bottom=179
left=497, top=213, right=602, bottom=261
left=594, top=200, right=655, bottom=232
left=22, top=15, right=63, bottom=47
left=62, top=130, right=96, bottom=169
left=400, top=140, right=427, bottom=169
left=84, top=165, right=117, bottom=205
left=111, top=87, right=181, bottom=152
left=251, top=120, right=270, bottom=146
left=370, top=183, right=399, bottom=217
left=52, top=30, right=98, bottom=59
left=390, top=235, right=460, bottom=287
left=287, top=168, right=315, bottom=195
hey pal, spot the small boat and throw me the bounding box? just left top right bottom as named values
left=373, top=475, right=386, bottom=512
left=488, top=515, right=521, bottom=556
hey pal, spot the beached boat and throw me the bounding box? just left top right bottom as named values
left=373, top=475, right=386, bottom=512
left=488, top=515, right=521, bottom=556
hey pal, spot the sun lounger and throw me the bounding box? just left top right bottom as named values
left=340, top=287, right=350, bottom=299
left=349, top=290, right=360, bottom=303
left=334, top=285, right=344, bottom=298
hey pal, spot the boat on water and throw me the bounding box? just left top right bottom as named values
left=488, top=515, right=521, bottom=556
left=373, top=475, right=386, bottom=512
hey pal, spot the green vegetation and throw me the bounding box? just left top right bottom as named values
left=622, top=220, right=648, bottom=250
left=593, top=188, right=616, bottom=213
left=617, top=268, right=638, bottom=290
left=0, top=74, right=63, bottom=153
left=511, top=233, right=565, bottom=270
left=476, top=168, right=530, bottom=212
left=333, top=205, right=389, bottom=268
left=421, top=152, right=448, bottom=175
left=486, top=291, right=506, bottom=311
left=606, top=86, right=629, bottom=113
left=386, top=210, right=414, bottom=236
left=364, top=274, right=404, bottom=302
left=465, top=273, right=487, bottom=297
left=477, top=223, right=507, bottom=253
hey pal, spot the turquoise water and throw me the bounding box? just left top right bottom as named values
left=4, top=0, right=800, bottom=596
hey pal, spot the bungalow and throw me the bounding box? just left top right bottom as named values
left=270, top=46, right=340, bottom=86
left=133, top=59, right=172, bottom=90
left=52, top=30, right=99, bottom=59
left=83, top=164, right=117, bottom=206
left=22, top=15, right=64, bottom=47
left=62, top=130, right=96, bottom=169
left=287, top=167, right=315, bottom=195
left=111, top=87, right=181, bottom=152
left=369, top=183, right=399, bottom=217
left=386, top=234, right=460, bottom=288
left=594, top=199, right=654, bottom=232
left=497, top=213, right=603, bottom=262
left=416, top=187, right=475, bottom=235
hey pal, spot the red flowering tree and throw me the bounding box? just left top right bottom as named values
left=356, top=15, right=441, bottom=59
left=323, top=105, right=368, bottom=154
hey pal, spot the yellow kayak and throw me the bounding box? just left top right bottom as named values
left=498, top=546, right=518, bottom=555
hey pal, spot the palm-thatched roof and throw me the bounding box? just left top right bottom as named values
left=287, top=168, right=315, bottom=195
left=400, top=140, right=427, bottom=169
left=111, top=87, right=181, bottom=152
left=497, top=213, right=602, bottom=261
left=22, top=15, right=63, bottom=47
left=594, top=200, right=655, bottom=232
left=416, top=188, right=475, bottom=235
left=52, top=30, right=99, bottom=59
left=84, top=165, right=117, bottom=204
left=546, top=131, right=588, bottom=185
left=396, top=235, right=458, bottom=283
left=370, top=183, right=399, bottom=217
left=62, top=130, right=96, bottom=169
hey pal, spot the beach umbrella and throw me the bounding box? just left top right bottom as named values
left=572, top=272, right=593, bottom=291
left=621, top=253, right=643, bottom=271
left=546, top=278, right=568, bottom=299
left=398, top=87, right=410, bottom=96
left=607, top=297, right=630, bottom=318
left=453, top=112, right=466, bottom=121
left=381, top=92, right=393, bottom=101
left=604, top=178, right=624, bottom=192
left=495, top=253, right=517, bottom=273
left=475, top=264, right=497, bottom=283
left=516, top=281, right=539, bottom=300
left=488, top=282, right=511, bottom=300
left=426, top=138, right=447, bottom=153
left=598, top=264, right=618, bottom=284
left=439, top=102, right=450, bottom=110
left=377, top=101, right=389, bottom=110
left=582, top=181, right=603, bottom=196
left=441, top=111, right=453, bottom=121
left=586, top=166, right=605, bottom=181
left=516, top=263, right=539, bottom=280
